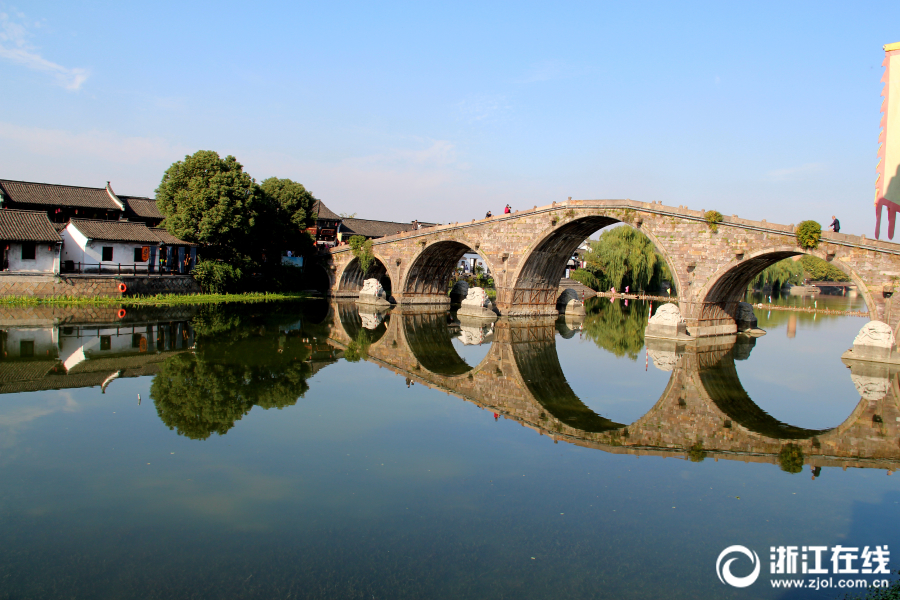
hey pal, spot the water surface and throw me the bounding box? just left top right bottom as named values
left=0, top=298, right=896, bottom=599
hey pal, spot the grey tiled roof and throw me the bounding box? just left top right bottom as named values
left=121, top=196, right=164, bottom=220
left=0, top=179, right=122, bottom=211
left=68, top=219, right=161, bottom=244
left=340, top=218, right=439, bottom=239
left=0, top=209, right=63, bottom=242
left=150, top=228, right=198, bottom=246
left=313, top=199, right=340, bottom=221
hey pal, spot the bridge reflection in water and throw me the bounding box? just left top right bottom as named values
left=1, top=302, right=896, bottom=473
left=330, top=300, right=900, bottom=473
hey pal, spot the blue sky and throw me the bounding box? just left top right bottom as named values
left=0, top=1, right=897, bottom=235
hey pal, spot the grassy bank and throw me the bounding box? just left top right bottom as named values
left=0, top=291, right=312, bottom=307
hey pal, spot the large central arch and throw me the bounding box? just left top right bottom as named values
left=501, top=215, right=682, bottom=316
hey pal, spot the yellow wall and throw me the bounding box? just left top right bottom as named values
left=885, top=50, right=900, bottom=203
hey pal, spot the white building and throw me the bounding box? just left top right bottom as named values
left=0, top=209, right=62, bottom=273
left=61, top=219, right=162, bottom=273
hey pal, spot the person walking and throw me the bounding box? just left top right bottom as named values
left=504, top=204, right=511, bottom=214
left=829, top=215, right=840, bottom=233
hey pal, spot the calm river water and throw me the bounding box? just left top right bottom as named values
left=0, top=293, right=897, bottom=599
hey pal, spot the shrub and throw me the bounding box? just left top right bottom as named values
left=705, top=210, right=723, bottom=233
left=192, top=260, right=243, bottom=294
left=796, top=220, right=822, bottom=250
left=779, top=443, right=804, bottom=474
left=349, top=235, right=375, bottom=275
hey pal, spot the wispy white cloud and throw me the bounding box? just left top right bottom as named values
left=0, top=11, right=89, bottom=90
left=766, top=163, right=825, bottom=182
left=456, top=94, right=509, bottom=123
left=0, top=121, right=189, bottom=164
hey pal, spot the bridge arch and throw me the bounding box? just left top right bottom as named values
left=400, top=239, right=499, bottom=302
left=335, top=300, right=391, bottom=345
left=696, top=246, right=878, bottom=321
left=506, top=215, right=683, bottom=314
left=335, top=250, right=394, bottom=299
left=399, top=310, right=495, bottom=377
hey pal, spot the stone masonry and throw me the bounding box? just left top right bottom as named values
left=0, top=274, right=200, bottom=298
left=325, top=199, right=900, bottom=337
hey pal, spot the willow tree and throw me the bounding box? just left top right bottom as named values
left=575, top=226, right=671, bottom=292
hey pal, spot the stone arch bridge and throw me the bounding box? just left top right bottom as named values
left=325, top=199, right=900, bottom=337
left=322, top=301, right=900, bottom=473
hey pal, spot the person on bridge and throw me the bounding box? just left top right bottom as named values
left=504, top=204, right=511, bottom=214
left=829, top=216, right=840, bottom=233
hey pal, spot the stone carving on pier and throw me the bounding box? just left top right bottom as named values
left=853, top=321, right=895, bottom=348
left=359, top=309, right=387, bottom=330
left=556, top=288, right=586, bottom=316
left=645, top=303, right=688, bottom=340
left=357, top=278, right=390, bottom=307
left=456, top=319, right=494, bottom=345
left=456, top=287, right=497, bottom=319
left=842, top=320, right=900, bottom=364
left=735, top=302, right=758, bottom=332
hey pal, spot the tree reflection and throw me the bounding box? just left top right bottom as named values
left=580, top=298, right=648, bottom=360
left=151, top=304, right=316, bottom=440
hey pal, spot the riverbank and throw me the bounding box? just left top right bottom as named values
left=0, top=291, right=311, bottom=306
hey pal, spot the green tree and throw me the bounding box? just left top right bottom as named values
left=799, top=255, right=849, bottom=282
left=581, top=297, right=649, bottom=360
left=751, top=258, right=804, bottom=290
left=150, top=304, right=316, bottom=440
left=259, top=177, right=317, bottom=254
left=579, top=226, right=671, bottom=292
left=155, top=150, right=262, bottom=258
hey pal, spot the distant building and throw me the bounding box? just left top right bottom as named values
left=337, top=218, right=439, bottom=243
left=0, top=179, right=125, bottom=222
left=308, top=199, right=342, bottom=247
left=60, top=219, right=164, bottom=274
left=120, top=195, right=165, bottom=227
left=150, top=228, right=199, bottom=274
left=0, top=209, right=63, bottom=273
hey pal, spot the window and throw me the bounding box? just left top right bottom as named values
left=100, top=336, right=111, bottom=351
left=102, top=247, right=113, bottom=262
left=21, top=242, right=36, bottom=260
left=20, top=340, right=34, bottom=357
left=134, top=247, right=143, bottom=262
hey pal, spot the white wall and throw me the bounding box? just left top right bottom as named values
left=61, top=224, right=151, bottom=269
left=3, top=327, right=58, bottom=358
left=7, top=242, right=58, bottom=273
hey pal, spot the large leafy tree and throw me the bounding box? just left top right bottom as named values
left=155, top=150, right=262, bottom=257
left=258, top=177, right=317, bottom=254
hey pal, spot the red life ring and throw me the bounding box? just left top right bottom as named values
left=118, top=283, right=127, bottom=293
left=117, top=309, right=126, bottom=319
